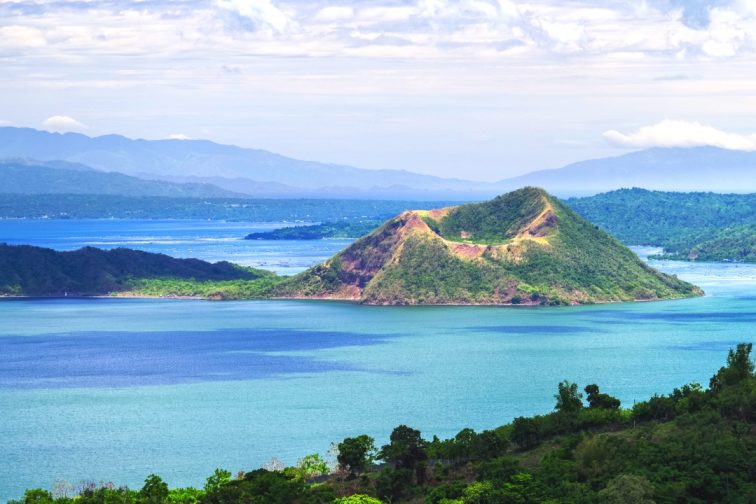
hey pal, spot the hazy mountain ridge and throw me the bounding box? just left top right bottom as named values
left=4, top=127, right=756, bottom=198
left=500, top=147, right=756, bottom=194
left=0, top=127, right=487, bottom=198
left=0, top=159, right=243, bottom=198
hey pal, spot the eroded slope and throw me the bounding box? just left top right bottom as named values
left=274, top=187, right=702, bottom=305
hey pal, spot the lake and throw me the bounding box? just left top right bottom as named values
left=0, top=219, right=350, bottom=275
left=1, top=221, right=755, bottom=501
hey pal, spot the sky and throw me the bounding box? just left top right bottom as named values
left=2, top=0, right=756, bottom=181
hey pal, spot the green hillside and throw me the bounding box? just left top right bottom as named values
left=275, top=188, right=701, bottom=305
left=245, top=221, right=382, bottom=240
left=566, top=188, right=756, bottom=262
left=655, top=223, right=756, bottom=262
left=0, top=244, right=275, bottom=297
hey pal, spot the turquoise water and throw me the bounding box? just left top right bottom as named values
left=0, top=219, right=350, bottom=275
left=0, top=222, right=755, bottom=501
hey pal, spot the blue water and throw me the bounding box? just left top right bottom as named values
left=0, top=221, right=755, bottom=501
left=0, top=219, right=349, bottom=275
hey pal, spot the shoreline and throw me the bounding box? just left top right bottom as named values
left=0, top=290, right=705, bottom=305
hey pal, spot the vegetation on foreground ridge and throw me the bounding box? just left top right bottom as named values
left=12, top=344, right=756, bottom=504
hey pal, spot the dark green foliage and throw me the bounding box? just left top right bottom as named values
left=585, top=384, right=621, bottom=409
left=510, top=417, right=541, bottom=451
left=425, top=481, right=466, bottom=504
left=201, top=469, right=305, bottom=504
left=245, top=221, right=382, bottom=240
left=10, top=489, right=55, bottom=504
left=139, top=475, right=169, bottom=504
left=566, top=188, right=756, bottom=262
left=379, top=425, right=428, bottom=470
left=0, top=243, right=277, bottom=297
left=554, top=380, right=583, bottom=414
left=337, top=435, right=377, bottom=476
left=474, top=456, right=521, bottom=483
left=676, top=223, right=756, bottom=262
left=375, top=468, right=414, bottom=503
left=597, top=474, right=655, bottom=504
left=710, top=343, right=755, bottom=390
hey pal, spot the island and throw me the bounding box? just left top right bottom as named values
left=274, top=187, right=701, bottom=304
left=0, top=188, right=701, bottom=304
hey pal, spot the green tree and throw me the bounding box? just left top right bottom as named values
left=461, top=481, right=499, bottom=504
left=294, top=453, right=329, bottom=481
left=584, top=384, right=621, bottom=409
left=337, top=435, right=377, bottom=476
left=379, top=425, right=427, bottom=470
left=333, top=495, right=383, bottom=504
left=597, top=474, right=655, bottom=504
left=555, top=380, right=583, bottom=414
left=510, top=417, right=540, bottom=451
left=167, top=487, right=202, bottom=504
left=10, top=489, right=54, bottom=504
left=203, top=469, right=231, bottom=493
left=139, top=475, right=169, bottom=504
left=710, top=343, right=754, bottom=389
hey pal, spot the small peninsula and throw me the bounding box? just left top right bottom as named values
left=0, top=244, right=274, bottom=298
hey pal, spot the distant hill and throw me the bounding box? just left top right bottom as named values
left=274, top=187, right=701, bottom=305
left=0, top=127, right=491, bottom=199
left=0, top=193, right=453, bottom=220
left=497, top=147, right=756, bottom=194
left=5, top=127, right=756, bottom=198
left=567, top=188, right=756, bottom=262
left=245, top=220, right=382, bottom=240
left=0, top=244, right=271, bottom=297
left=0, top=159, right=241, bottom=198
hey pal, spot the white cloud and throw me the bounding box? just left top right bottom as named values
left=603, top=119, right=756, bottom=151
left=0, top=25, right=47, bottom=48
left=216, top=0, right=297, bottom=33
left=167, top=133, right=190, bottom=140
left=42, top=115, right=87, bottom=131
left=312, top=6, right=353, bottom=23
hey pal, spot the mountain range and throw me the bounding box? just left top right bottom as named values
left=0, top=159, right=241, bottom=198
left=0, top=127, right=485, bottom=199
left=2, top=127, right=755, bottom=198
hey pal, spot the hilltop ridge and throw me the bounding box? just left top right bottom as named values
left=275, top=188, right=701, bottom=305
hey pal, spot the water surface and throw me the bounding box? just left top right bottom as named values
left=0, top=223, right=754, bottom=501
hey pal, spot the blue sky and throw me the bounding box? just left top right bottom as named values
left=2, top=0, right=756, bottom=180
